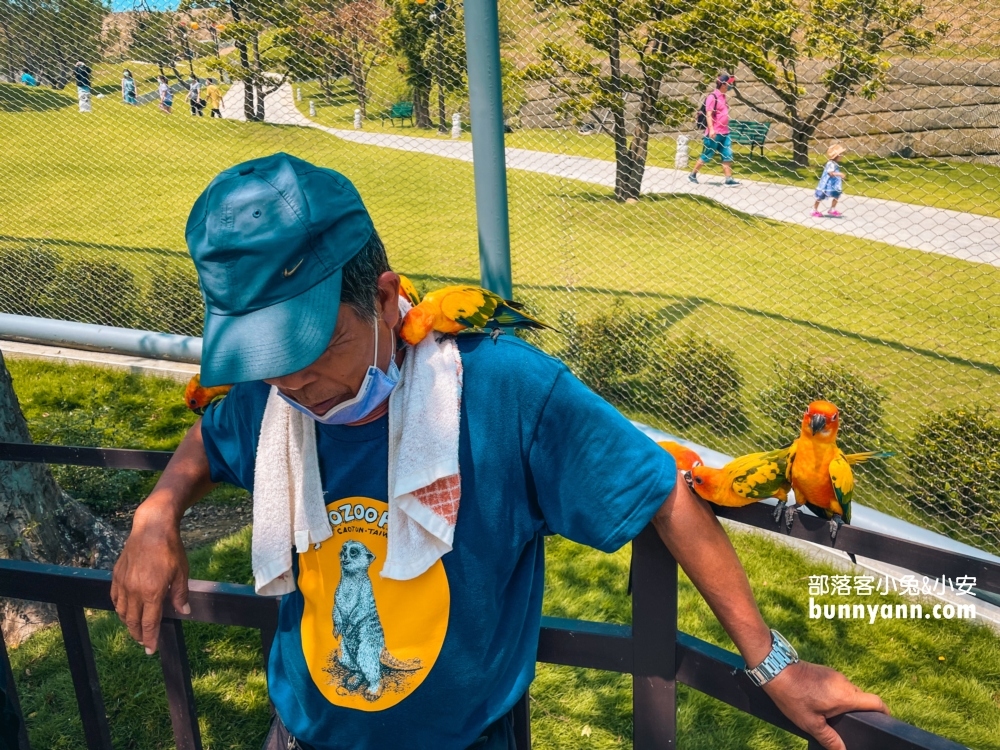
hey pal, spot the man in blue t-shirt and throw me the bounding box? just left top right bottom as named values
left=111, top=153, right=887, bottom=750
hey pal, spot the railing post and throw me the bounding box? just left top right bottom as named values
left=512, top=690, right=531, bottom=749
left=0, top=627, right=30, bottom=749
left=56, top=604, right=112, bottom=750
left=631, top=524, right=677, bottom=749
left=158, top=618, right=202, bottom=750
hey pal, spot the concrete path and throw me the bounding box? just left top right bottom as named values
left=223, top=82, right=1000, bottom=267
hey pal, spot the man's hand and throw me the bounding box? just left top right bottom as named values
left=762, top=660, right=889, bottom=750
left=111, top=503, right=190, bottom=653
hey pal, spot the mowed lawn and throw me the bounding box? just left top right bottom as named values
left=2, top=82, right=1000, bottom=540
left=8, top=522, right=1000, bottom=750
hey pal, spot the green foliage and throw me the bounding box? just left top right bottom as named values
left=691, top=0, right=942, bottom=165
left=908, top=407, right=1000, bottom=536
left=140, top=263, right=204, bottom=336
left=758, top=360, right=886, bottom=452
left=648, top=334, right=745, bottom=432
left=0, top=247, right=60, bottom=317
left=49, top=259, right=141, bottom=328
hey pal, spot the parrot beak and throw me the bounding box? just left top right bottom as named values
left=682, top=470, right=694, bottom=487
left=809, top=413, right=827, bottom=435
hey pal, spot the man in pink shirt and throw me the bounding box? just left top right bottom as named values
left=690, top=73, right=739, bottom=185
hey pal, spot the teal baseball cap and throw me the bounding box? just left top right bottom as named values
left=185, top=153, right=374, bottom=386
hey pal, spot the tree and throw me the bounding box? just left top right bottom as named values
left=0, top=353, right=123, bottom=644
left=129, top=7, right=186, bottom=81
left=384, top=0, right=465, bottom=129
left=524, top=0, right=695, bottom=202
left=287, top=0, right=388, bottom=118
left=693, top=0, right=945, bottom=167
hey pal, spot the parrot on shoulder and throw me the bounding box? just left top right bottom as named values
left=397, top=274, right=421, bottom=306
left=688, top=446, right=793, bottom=508
left=184, top=374, right=231, bottom=414
left=777, top=400, right=893, bottom=540
left=657, top=441, right=703, bottom=472
left=399, top=285, right=553, bottom=345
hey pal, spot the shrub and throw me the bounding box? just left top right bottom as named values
left=758, top=360, right=885, bottom=452
left=562, top=300, right=661, bottom=408
left=0, top=246, right=59, bottom=316
left=908, top=408, right=1000, bottom=539
left=141, top=262, right=204, bottom=335
left=49, top=259, right=141, bottom=327
left=646, top=334, right=745, bottom=431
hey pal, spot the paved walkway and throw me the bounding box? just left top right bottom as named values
left=222, top=82, right=1000, bottom=267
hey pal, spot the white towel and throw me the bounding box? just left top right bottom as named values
left=252, top=387, right=333, bottom=596
left=251, top=306, right=463, bottom=594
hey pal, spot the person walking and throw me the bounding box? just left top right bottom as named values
left=689, top=73, right=739, bottom=186
left=158, top=75, right=173, bottom=114
left=74, top=60, right=92, bottom=112
left=122, top=69, right=137, bottom=105
left=187, top=74, right=203, bottom=116
left=812, top=144, right=847, bottom=217
left=203, top=77, right=224, bottom=118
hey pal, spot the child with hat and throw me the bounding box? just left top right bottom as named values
left=812, top=143, right=847, bottom=217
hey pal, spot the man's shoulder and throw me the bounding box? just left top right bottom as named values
left=455, top=333, right=566, bottom=396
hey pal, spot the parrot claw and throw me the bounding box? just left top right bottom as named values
left=830, top=515, right=845, bottom=542
left=489, top=327, right=504, bottom=343
left=784, top=505, right=797, bottom=531
left=772, top=500, right=786, bottom=525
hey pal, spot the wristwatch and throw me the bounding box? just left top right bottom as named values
left=745, top=629, right=799, bottom=687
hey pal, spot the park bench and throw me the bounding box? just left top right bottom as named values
left=381, top=101, right=414, bottom=127
left=729, top=120, right=771, bottom=157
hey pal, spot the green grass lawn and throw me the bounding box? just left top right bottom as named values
left=8, top=524, right=1000, bottom=749
left=2, top=83, right=1000, bottom=551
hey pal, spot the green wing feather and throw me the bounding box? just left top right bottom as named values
left=844, top=450, right=894, bottom=465
left=829, top=453, right=854, bottom=523
left=442, top=287, right=501, bottom=328
left=730, top=446, right=793, bottom=500
left=490, top=302, right=553, bottom=330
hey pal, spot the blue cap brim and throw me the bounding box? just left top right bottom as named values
left=200, top=271, right=342, bottom=386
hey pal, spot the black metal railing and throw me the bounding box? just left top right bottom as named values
left=2, top=441, right=992, bottom=750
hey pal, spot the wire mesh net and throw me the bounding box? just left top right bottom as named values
left=0, top=0, right=999, bottom=556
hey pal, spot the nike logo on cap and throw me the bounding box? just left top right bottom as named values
left=283, top=258, right=304, bottom=277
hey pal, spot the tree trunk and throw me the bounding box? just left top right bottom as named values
left=791, top=121, right=811, bottom=167
left=228, top=0, right=257, bottom=121
left=252, top=34, right=264, bottom=121
left=350, top=57, right=367, bottom=118
left=413, top=83, right=431, bottom=128
left=607, top=6, right=631, bottom=202
left=0, top=352, right=124, bottom=645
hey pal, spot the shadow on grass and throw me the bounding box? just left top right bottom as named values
left=0, top=235, right=185, bottom=259
left=0, top=83, right=75, bottom=112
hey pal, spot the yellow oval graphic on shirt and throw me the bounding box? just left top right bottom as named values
left=297, top=497, right=450, bottom=711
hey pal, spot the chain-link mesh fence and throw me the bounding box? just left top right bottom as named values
left=1, top=0, right=999, bottom=557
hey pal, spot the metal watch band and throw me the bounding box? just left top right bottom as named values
left=745, top=629, right=799, bottom=687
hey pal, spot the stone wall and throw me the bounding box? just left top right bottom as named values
left=518, top=59, right=1000, bottom=162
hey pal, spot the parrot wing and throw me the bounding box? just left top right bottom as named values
left=844, top=450, right=894, bottom=465
left=490, top=301, right=554, bottom=330
left=438, top=286, right=501, bottom=329
left=729, top=446, right=793, bottom=500
left=397, top=274, right=421, bottom=306
left=829, top=453, right=854, bottom=523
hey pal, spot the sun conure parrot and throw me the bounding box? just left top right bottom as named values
left=776, top=400, right=893, bottom=540
left=397, top=274, right=421, bottom=306
left=688, top=446, right=793, bottom=508
left=657, top=441, right=703, bottom=472
left=399, top=285, right=553, bottom=345
left=184, top=374, right=231, bottom=414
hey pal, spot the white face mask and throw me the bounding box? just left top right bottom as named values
left=277, top=322, right=400, bottom=425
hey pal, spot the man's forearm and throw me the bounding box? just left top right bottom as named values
left=133, top=418, right=217, bottom=530
left=652, top=479, right=773, bottom=668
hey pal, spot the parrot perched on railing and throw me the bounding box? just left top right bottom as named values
left=776, top=400, right=893, bottom=540
left=687, top=447, right=793, bottom=508
left=399, top=285, right=553, bottom=345
left=184, top=374, right=232, bottom=414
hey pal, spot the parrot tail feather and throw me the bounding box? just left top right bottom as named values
left=844, top=450, right=895, bottom=465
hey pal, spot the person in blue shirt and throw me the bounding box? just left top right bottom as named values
left=812, top=144, right=847, bottom=218
left=110, top=153, right=888, bottom=750
left=19, top=69, right=37, bottom=87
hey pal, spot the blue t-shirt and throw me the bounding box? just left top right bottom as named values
left=817, top=160, right=844, bottom=193
left=201, top=334, right=676, bottom=750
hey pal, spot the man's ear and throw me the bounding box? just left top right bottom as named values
left=377, top=272, right=402, bottom=328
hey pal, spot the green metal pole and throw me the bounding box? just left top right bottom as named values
left=463, top=0, right=512, bottom=298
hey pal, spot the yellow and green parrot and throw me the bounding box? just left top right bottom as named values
left=399, top=285, right=553, bottom=345
left=688, top=446, right=793, bottom=508
left=778, top=400, right=893, bottom=540
left=184, top=374, right=232, bottom=415
left=657, top=440, right=703, bottom=472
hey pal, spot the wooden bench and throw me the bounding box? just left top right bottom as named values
left=381, top=101, right=414, bottom=127
left=728, top=120, right=771, bottom=157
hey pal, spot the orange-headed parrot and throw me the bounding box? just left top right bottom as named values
left=688, top=446, right=793, bottom=508
left=779, top=400, right=893, bottom=540
left=657, top=441, right=703, bottom=472
left=184, top=374, right=232, bottom=415
left=399, top=285, right=553, bottom=345
left=398, top=274, right=421, bottom=306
